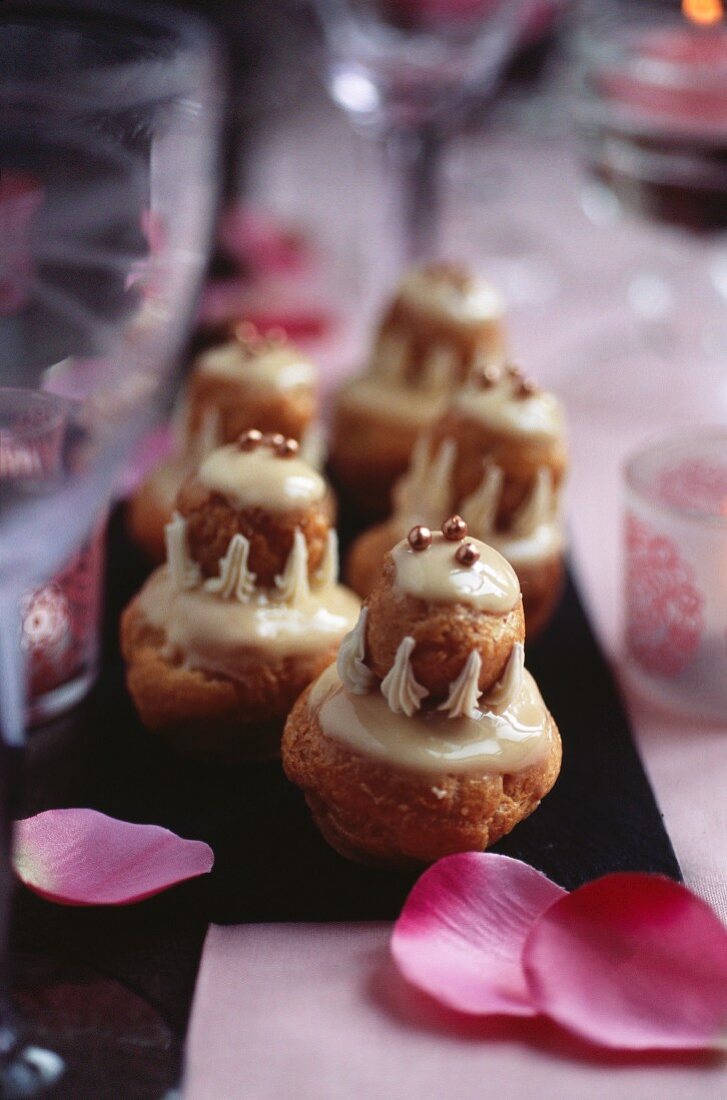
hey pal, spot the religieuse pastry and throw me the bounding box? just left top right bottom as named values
left=347, top=363, right=568, bottom=638
left=283, top=520, right=561, bottom=866
left=328, top=262, right=506, bottom=518
left=128, top=324, right=322, bottom=562
left=121, top=433, right=359, bottom=761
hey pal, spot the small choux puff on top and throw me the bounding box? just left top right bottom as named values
left=121, top=433, right=359, bottom=762
left=346, top=363, right=568, bottom=638
left=282, top=519, right=561, bottom=866
left=328, top=262, right=506, bottom=519
left=128, top=325, right=322, bottom=562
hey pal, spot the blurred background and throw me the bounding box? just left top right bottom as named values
left=158, top=0, right=727, bottom=437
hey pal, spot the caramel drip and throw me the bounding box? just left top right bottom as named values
left=453, top=377, right=564, bottom=440
left=397, top=267, right=505, bottom=325
left=309, top=664, right=552, bottom=777
left=392, top=533, right=520, bottom=612
left=137, top=569, right=360, bottom=675
left=196, top=341, right=316, bottom=391
left=197, top=444, right=326, bottom=511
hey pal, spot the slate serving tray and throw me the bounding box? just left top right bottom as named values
left=9, top=506, right=680, bottom=1096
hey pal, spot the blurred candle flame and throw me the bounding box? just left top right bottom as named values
left=681, top=0, right=724, bottom=26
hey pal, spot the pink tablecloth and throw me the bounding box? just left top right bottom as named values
left=183, top=124, right=727, bottom=1097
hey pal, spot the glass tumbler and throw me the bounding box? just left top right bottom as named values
left=624, top=428, right=727, bottom=722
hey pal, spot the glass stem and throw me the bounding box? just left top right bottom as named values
left=383, top=122, right=444, bottom=266
left=0, top=588, right=24, bottom=1067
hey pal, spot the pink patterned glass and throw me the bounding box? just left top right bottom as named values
left=21, top=513, right=107, bottom=726
left=623, top=429, right=727, bottom=722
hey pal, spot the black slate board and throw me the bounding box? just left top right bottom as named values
left=9, top=506, right=680, bottom=1096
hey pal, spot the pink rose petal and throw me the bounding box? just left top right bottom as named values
left=523, top=873, right=727, bottom=1051
left=391, top=853, right=566, bottom=1016
left=14, top=808, right=214, bottom=906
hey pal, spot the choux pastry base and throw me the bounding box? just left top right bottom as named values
left=283, top=683, right=562, bottom=867
left=121, top=601, right=342, bottom=763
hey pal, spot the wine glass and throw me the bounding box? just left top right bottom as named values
left=309, top=0, right=544, bottom=268
left=563, top=0, right=727, bottom=428
left=0, top=1, right=221, bottom=1091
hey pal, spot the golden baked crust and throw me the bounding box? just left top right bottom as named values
left=176, top=476, right=330, bottom=586
left=121, top=598, right=340, bottom=762
left=363, top=555, right=525, bottom=699
left=328, top=400, right=422, bottom=519
left=430, top=410, right=568, bottom=525
left=282, top=683, right=561, bottom=866
left=346, top=519, right=400, bottom=600
left=187, top=371, right=316, bottom=444
left=347, top=521, right=564, bottom=640
left=517, top=554, right=565, bottom=641
left=126, top=475, right=175, bottom=563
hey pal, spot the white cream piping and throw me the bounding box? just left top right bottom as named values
left=511, top=467, right=555, bottom=537
left=393, top=436, right=456, bottom=524
left=460, top=464, right=505, bottom=536
left=313, top=529, right=339, bottom=590
left=437, top=650, right=483, bottom=719
left=481, top=642, right=525, bottom=713
left=380, top=635, right=429, bottom=717
left=275, top=529, right=310, bottom=607
left=203, top=533, right=257, bottom=602
left=164, top=513, right=201, bottom=591
left=337, top=607, right=376, bottom=694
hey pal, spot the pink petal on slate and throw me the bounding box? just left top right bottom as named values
left=391, top=852, right=566, bottom=1016
left=14, top=808, right=214, bottom=906
left=523, top=873, right=727, bottom=1051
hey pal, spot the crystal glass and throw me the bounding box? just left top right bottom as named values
left=564, top=0, right=727, bottom=423
left=310, top=0, right=543, bottom=266
left=0, top=1, right=221, bottom=1090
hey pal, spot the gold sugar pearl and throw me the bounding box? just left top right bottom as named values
left=455, top=541, right=480, bottom=566
left=238, top=429, right=263, bottom=451
left=408, top=525, right=432, bottom=552
left=277, top=438, right=299, bottom=458
left=442, top=515, right=468, bottom=541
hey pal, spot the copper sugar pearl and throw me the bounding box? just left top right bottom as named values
left=408, top=525, right=432, bottom=552
left=276, top=438, right=299, bottom=458
left=514, top=376, right=539, bottom=400
left=442, top=515, right=467, bottom=541
left=475, top=364, right=502, bottom=389
left=262, top=432, right=286, bottom=449
left=238, top=429, right=263, bottom=451
left=455, top=541, right=480, bottom=566
left=237, top=430, right=298, bottom=457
